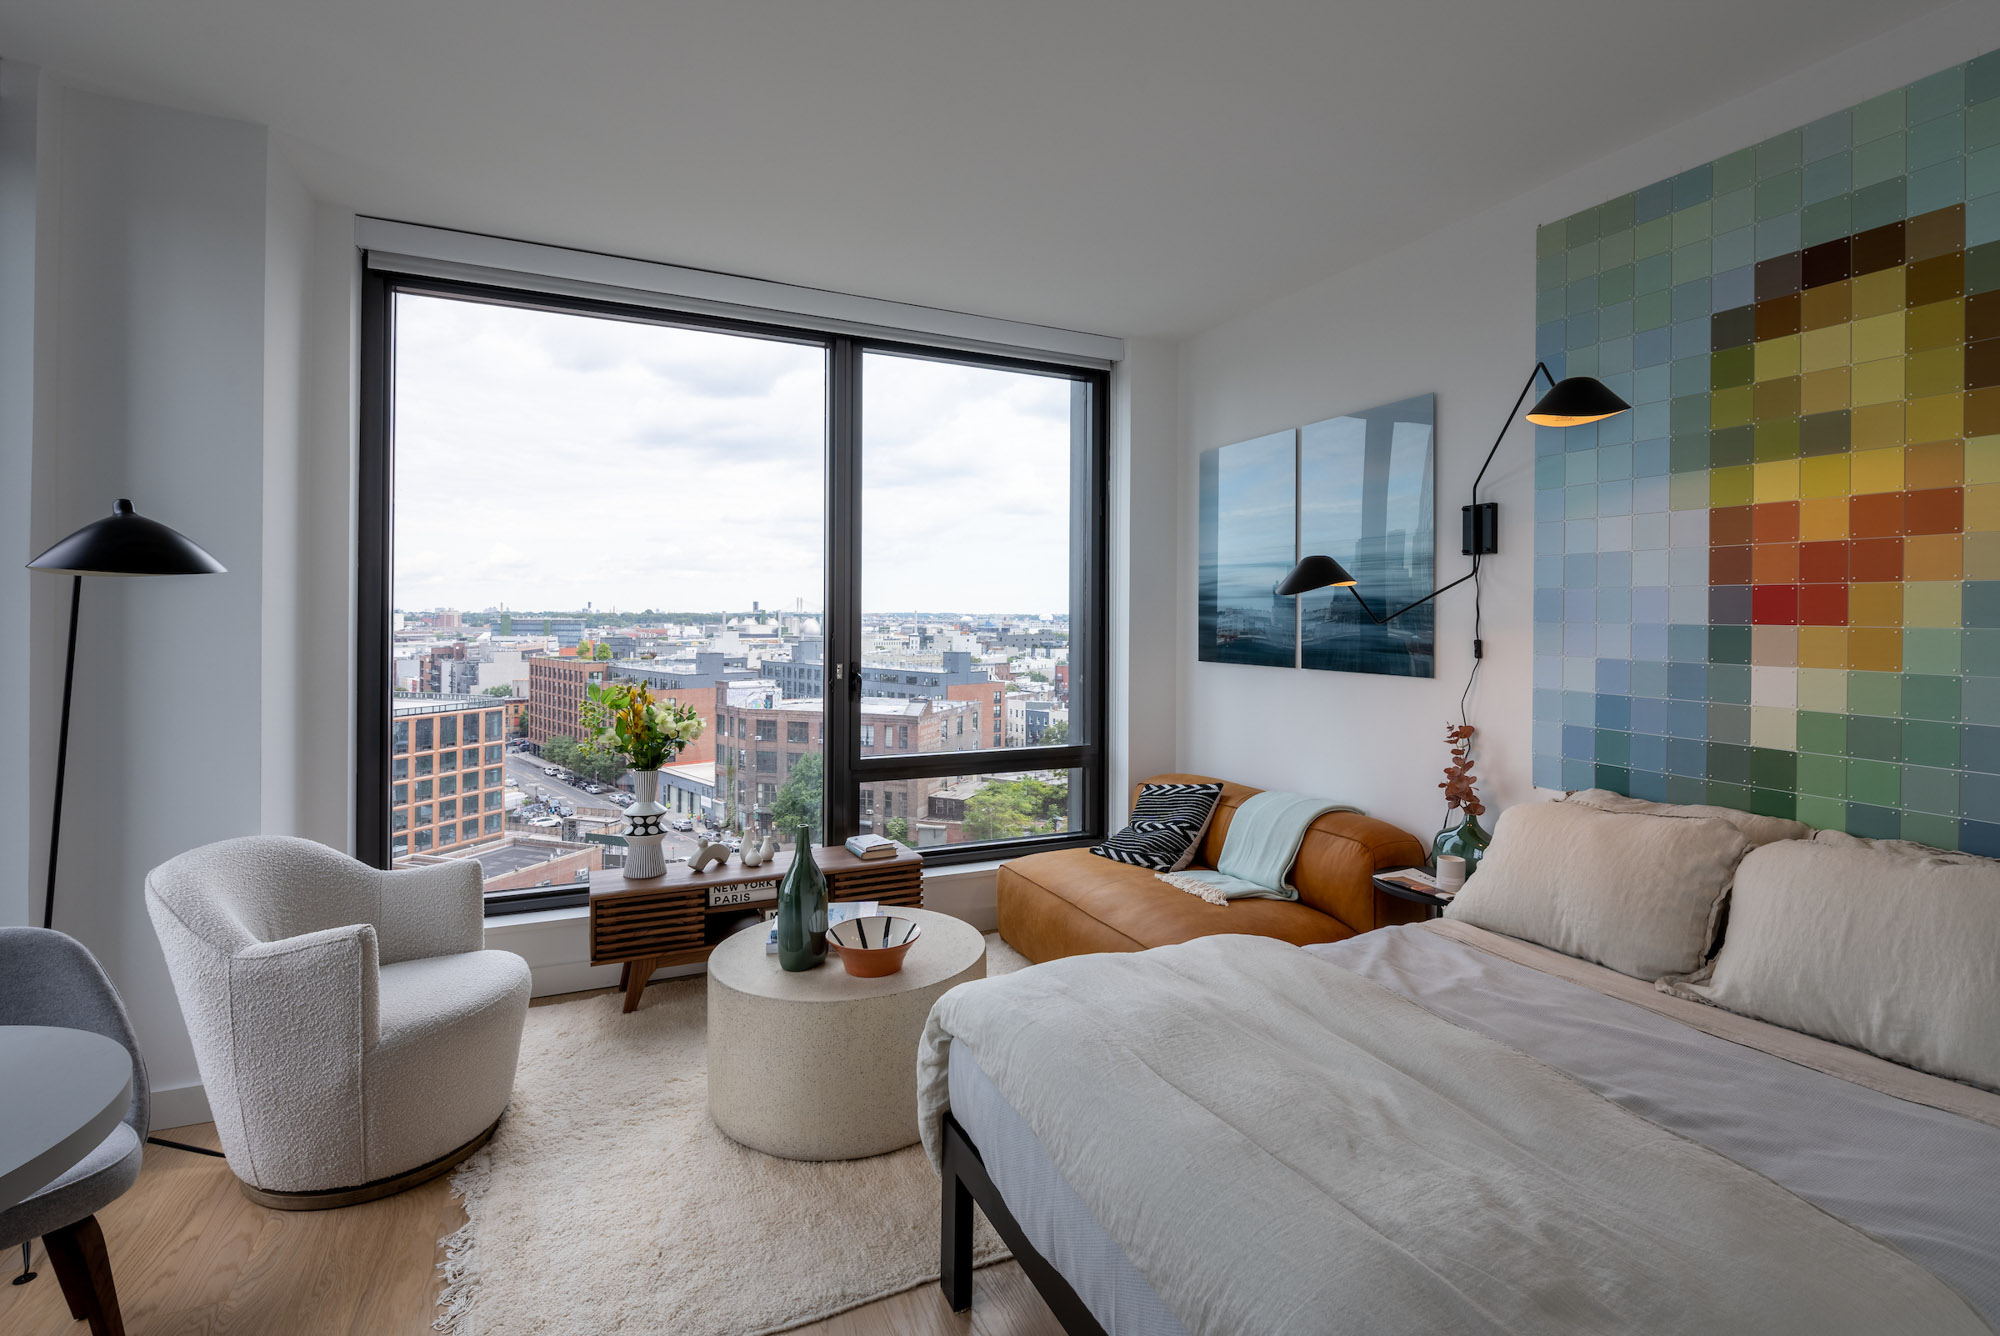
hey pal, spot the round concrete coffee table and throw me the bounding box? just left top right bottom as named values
left=707, top=906, right=985, bottom=1160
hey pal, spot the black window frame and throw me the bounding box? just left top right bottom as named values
left=358, top=267, right=1110, bottom=914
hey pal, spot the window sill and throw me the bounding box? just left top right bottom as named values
left=479, top=860, right=1009, bottom=996
left=483, top=903, right=589, bottom=930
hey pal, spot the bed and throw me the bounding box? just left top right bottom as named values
left=920, top=919, right=2000, bottom=1335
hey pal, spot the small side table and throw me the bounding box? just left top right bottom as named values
left=1372, top=873, right=1454, bottom=920
left=706, top=907, right=985, bottom=1161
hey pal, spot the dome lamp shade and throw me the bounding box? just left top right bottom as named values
left=28, top=499, right=226, bottom=576
left=1276, top=553, right=1357, bottom=596
left=1524, top=376, right=1631, bottom=428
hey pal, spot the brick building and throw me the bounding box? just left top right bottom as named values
left=392, top=694, right=510, bottom=860
left=948, top=681, right=1006, bottom=749
left=710, top=690, right=983, bottom=833
left=525, top=655, right=610, bottom=744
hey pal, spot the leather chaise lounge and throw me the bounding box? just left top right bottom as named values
left=998, top=773, right=1429, bottom=963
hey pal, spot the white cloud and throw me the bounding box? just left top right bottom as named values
left=392, top=294, right=1073, bottom=617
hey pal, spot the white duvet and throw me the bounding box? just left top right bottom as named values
left=918, top=934, right=1990, bottom=1336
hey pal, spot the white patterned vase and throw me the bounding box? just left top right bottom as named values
left=623, top=769, right=669, bottom=879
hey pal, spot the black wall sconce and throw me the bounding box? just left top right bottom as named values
left=1279, top=364, right=1630, bottom=632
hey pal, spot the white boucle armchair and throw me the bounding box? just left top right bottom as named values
left=145, top=836, right=531, bottom=1209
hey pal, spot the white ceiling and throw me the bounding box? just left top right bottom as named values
left=0, top=1, right=1948, bottom=337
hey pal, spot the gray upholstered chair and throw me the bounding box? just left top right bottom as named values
left=0, top=927, right=149, bottom=1336
left=145, top=836, right=531, bottom=1209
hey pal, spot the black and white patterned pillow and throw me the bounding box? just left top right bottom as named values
left=1090, top=782, right=1224, bottom=871
left=1128, top=782, right=1224, bottom=828
left=1091, top=819, right=1205, bottom=870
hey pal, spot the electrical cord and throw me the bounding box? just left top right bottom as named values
left=148, top=1135, right=226, bottom=1158
left=1459, top=557, right=1484, bottom=730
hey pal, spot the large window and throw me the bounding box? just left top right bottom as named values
left=360, top=271, right=1105, bottom=912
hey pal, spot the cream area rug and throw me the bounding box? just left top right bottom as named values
left=435, top=932, right=1029, bottom=1335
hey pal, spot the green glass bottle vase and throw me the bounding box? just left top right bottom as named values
left=775, top=825, right=829, bottom=972
left=1432, top=811, right=1491, bottom=875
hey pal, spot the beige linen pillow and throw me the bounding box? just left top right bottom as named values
left=1444, top=796, right=1753, bottom=979
left=1558, top=788, right=1809, bottom=849
left=1664, top=832, right=2000, bottom=1091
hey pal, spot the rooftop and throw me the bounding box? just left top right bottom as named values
left=451, top=838, right=589, bottom=878
left=392, top=693, right=496, bottom=717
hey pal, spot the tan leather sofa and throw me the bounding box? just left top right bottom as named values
left=998, top=773, right=1430, bottom=963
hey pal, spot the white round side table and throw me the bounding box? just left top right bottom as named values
left=707, top=906, right=985, bottom=1160
left=0, top=1026, right=133, bottom=1211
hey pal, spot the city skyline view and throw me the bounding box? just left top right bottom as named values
left=387, top=288, right=1085, bottom=879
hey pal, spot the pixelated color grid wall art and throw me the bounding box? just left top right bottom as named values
left=1533, top=51, right=2000, bottom=856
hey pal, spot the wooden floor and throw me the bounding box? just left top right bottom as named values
left=1, top=987, right=1064, bottom=1336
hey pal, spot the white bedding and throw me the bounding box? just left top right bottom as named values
left=919, top=931, right=1995, bottom=1336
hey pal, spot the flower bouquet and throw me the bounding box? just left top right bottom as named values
left=580, top=681, right=705, bottom=879
left=581, top=680, right=704, bottom=770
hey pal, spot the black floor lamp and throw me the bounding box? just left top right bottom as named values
left=27, top=499, right=225, bottom=930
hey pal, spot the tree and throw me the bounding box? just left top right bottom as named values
left=542, top=734, right=622, bottom=785
left=962, top=776, right=1069, bottom=842
left=541, top=618, right=553, bottom=636
left=1038, top=718, right=1069, bottom=745
left=770, top=752, right=824, bottom=845
left=484, top=684, right=514, bottom=697
left=498, top=613, right=513, bottom=635
left=595, top=642, right=613, bottom=661
left=884, top=816, right=911, bottom=844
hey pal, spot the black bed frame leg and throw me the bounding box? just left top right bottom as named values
left=941, top=1126, right=975, bottom=1312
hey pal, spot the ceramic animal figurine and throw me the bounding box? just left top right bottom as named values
left=689, top=840, right=732, bottom=874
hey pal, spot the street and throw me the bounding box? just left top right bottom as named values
left=503, top=750, right=711, bottom=863
left=503, top=751, right=611, bottom=811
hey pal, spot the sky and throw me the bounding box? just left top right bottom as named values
left=393, top=293, right=1074, bottom=618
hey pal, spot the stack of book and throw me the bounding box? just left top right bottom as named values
left=844, top=834, right=898, bottom=860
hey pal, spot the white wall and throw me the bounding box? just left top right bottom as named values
left=0, top=62, right=41, bottom=930
left=5, top=75, right=319, bottom=1126
left=1108, top=337, right=1183, bottom=818
left=261, top=143, right=311, bottom=838
left=1175, top=3, right=2000, bottom=844
left=296, top=196, right=362, bottom=852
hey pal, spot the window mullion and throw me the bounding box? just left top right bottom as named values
left=823, top=337, right=862, bottom=843
left=356, top=269, right=394, bottom=867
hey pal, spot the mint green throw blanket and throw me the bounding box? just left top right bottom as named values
left=1156, top=791, right=1358, bottom=905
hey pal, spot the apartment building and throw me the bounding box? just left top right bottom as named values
left=524, top=655, right=611, bottom=744
left=390, top=694, right=510, bottom=859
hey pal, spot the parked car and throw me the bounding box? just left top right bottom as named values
left=544, top=765, right=558, bottom=776
left=505, top=778, right=518, bottom=788
left=672, top=817, right=693, bottom=832
left=584, top=784, right=602, bottom=794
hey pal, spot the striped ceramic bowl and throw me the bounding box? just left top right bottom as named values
left=827, top=915, right=922, bottom=977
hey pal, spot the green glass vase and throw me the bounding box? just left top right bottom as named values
left=1432, top=812, right=1491, bottom=875
left=775, top=825, right=829, bottom=972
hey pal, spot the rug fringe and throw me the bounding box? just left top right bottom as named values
left=433, top=1149, right=494, bottom=1334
